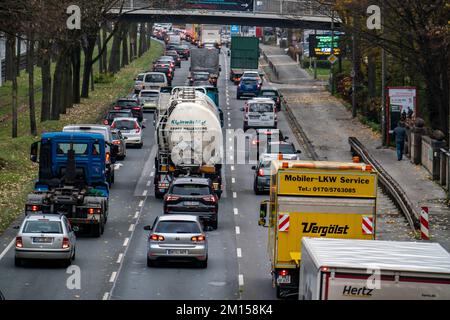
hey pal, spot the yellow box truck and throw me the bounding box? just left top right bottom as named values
left=258, top=160, right=378, bottom=298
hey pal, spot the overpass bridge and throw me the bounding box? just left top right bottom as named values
left=109, top=0, right=341, bottom=30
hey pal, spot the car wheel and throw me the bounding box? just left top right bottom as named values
left=254, top=182, right=261, bottom=195
left=138, top=143, right=143, bottom=149
left=72, top=248, right=76, bottom=261
left=63, top=258, right=72, bottom=268
left=101, top=220, right=105, bottom=235
left=237, top=93, right=240, bottom=99
left=211, top=217, right=218, bottom=230
left=199, top=259, right=208, bottom=269
left=14, top=257, right=22, bottom=267
left=147, top=257, right=156, bottom=267
left=92, top=223, right=101, bottom=238
left=155, top=190, right=164, bottom=199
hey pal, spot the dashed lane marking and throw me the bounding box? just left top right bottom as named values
left=233, top=192, right=237, bottom=198
left=128, top=224, right=135, bottom=232
left=102, top=292, right=109, bottom=300
left=109, top=272, right=117, bottom=283
left=237, top=248, right=242, bottom=258
left=116, top=253, right=124, bottom=264
left=138, top=200, right=144, bottom=207
left=232, top=178, right=235, bottom=183
left=234, top=208, right=238, bottom=215
left=123, top=238, right=129, bottom=247
left=239, top=274, right=244, bottom=287
left=142, top=190, right=148, bottom=197
left=235, top=226, right=240, bottom=234
left=134, top=211, right=139, bottom=219
left=0, top=239, right=15, bottom=261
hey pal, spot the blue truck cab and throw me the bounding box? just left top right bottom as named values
left=26, top=132, right=117, bottom=237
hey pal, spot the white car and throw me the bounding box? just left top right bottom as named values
left=242, top=71, right=263, bottom=86
left=141, top=72, right=168, bottom=90
left=134, top=73, right=146, bottom=93
left=139, top=89, right=160, bottom=112
left=242, top=98, right=277, bottom=130
left=111, top=117, right=143, bottom=148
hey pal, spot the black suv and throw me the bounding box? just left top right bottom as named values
left=163, top=177, right=219, bottom=229
left=113, top=98, right=143, bottom=122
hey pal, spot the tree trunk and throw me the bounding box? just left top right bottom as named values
left=40, top=40, right=52, bottom=122
left=16, top=35, right=21, bottom=77
left=72, top=41, right=81, bottom=104
left=5, top=34, right=15, bottom=80
left=138, top=23, right=144, bottom=56
left=130, top=23, right=137, bottom=62
left=64, top=54, right=73, bottom=111
left=121, top=24, right=129, bottom=67
left=90, top=66, right=94, bottom=92
left=368, top=52, right=376, bottom=98
left=27, top=33, right=37, bottom=136
left=81, top=35, right=97, bottom=98
left=97, top=32, right=103, bottom=74
left=108, top=26, right=122, bottom=74
left=102, top=25, right=108, bottom=73
left=51, top=53, right=65, bottom=120
left=10, top=38, right=18, bottom=138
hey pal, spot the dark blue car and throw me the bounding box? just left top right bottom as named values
left=237, top=77, right=261, bottom=99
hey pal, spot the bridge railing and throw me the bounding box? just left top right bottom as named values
left=116, top=0, right=329, bottom=17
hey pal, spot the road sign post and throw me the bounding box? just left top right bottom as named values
left=420, top=207, right=430, bottom=240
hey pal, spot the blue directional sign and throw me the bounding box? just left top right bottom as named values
left=185, top=0, right=254, bottom=12
left=230, top=25, right=240, bottom=34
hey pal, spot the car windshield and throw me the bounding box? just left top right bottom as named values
left=268, top=144, right=296, bottom=154
left=140, top=91, right=159, bottom=98
left=242, top=79, right=257, bottom=85
left=112, top=132, right=120, bottom=140
left=194, top=73, right=210, bottom=81
left=244, top=73, right=259, bottom=78
left=261, top=91, right=277, bottom=97
left=56, top=143, right=88, bottom=156
left=113, top=120, right=136, bottom=130
left=155, top=221, right=201, bottom=234
left=145, top=74, right=165, bottom=82
left=23, top=221, right=62, bottom=234
left=171, top=184, right=211, bottom=196
left=155, top=67, right=169, bottom=72
left=117, top=100, right=138, bottom=107
left=249, top=103, right=274, bottom=113
left=108, top=112, right=131, bottom=120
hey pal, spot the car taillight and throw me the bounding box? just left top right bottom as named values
left=279, top=269, right=289, bottom=276
left=88, top=208, right=101, bottom=214
left=150, top=234, right=165, bottom=241
left=103, top=120, right=109, bottom=125
left=62, top=237, right=70, bottom=249
left=202, top=195, right=217, bottom=203
left=110, top=122, right=116, bottom=129
left=106, top=152, right=111, bottom=163
left=112, top=140, right=121, bottom=145
left=15, top=237, right=23, bottom=248
left=258, top=168, right=265, bottom=176
left=134, top=122, right=141, bottom=133
left=191, top=235, right=206, bottom=242
left=132, top=107, right=140, bottom=110
left=114, top=106, right=121, bottom=110
left=164, top=195, right=180, bottom=202
left=252, top=139, right=259, bottom=145
left=27, top=204, right=41, bottom=212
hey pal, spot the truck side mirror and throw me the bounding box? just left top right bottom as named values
left=30, top=141, right=39, bottom=163
left=259, top=200, right=269, bottom=227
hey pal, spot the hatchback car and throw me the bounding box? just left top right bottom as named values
left=165, top=50, right=181, bottom=67
left=111, top=129, right=127, bottom=160
left=154, top=56, right=176, bottom=69
left=263, top=141, right=301, bottom=160
left=189, top=72, right=211, bottom=86
left=144, top=215, right=208, bottom=268
left=252, top=154, right=276, bottom=194
left=259, top=88, right=283, bottom=111
left=242, top=71, right=263, bottom=86
left=173, top=45, right=190, bottom=59
left=103, top=109, right=134, bottom=126
left=237, top=78, right=261, bottom=99
left=163, top=178, right=219, bottom=230
left=138, top=89, right=160, bottom=112
left=113, top=98, right=144, bottom=122
left=153, top=63, right=174, bottom=86
left=15, top=214, right=76, bottom=267
left=242, top=98, right=277, bottom=131
left=111, top=117, right=143, bottom=148
left=141, top=72, right=168, bottom=91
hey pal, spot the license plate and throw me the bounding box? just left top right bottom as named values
left=277, top=275, right=291, bottom=284
left=167, top=249, right=188, bottom=255
left=184, top=201, right=199, bottom=206
left=33, top=237, right=53, bottom=243
left=249, top=115, right=260, bottom=119
left=121, top=130, right=130, bottom=133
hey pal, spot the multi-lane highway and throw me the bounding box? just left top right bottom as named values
left=0, top=43, right=411, bottom=300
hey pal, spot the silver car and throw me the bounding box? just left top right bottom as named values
left=144, top=215, right=208, bottom=268
left=111, top=117, right=143, bottom=148
left=15, top=214, right=76, bottom=267
left=138, top=89, right=160, bottom=112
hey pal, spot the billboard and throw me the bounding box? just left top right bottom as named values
left=309, top=35, right=341, bottom=58
left=184, top=0, right=253, bottom=11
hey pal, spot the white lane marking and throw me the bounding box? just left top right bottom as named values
left=102, top=292, right=109, bottom=300
left=142, top=190, right=148, bottom=197
left=109, top=272, right=117, bottom=283
left=239, top=274, right=244, bottom=286
left=116, top=253, right=124, bottom=264
left=128, top=224, right=135, bottom=232
left=228, top=123, right=231, bottom=127
left=138, top=200, right=144, bottom=207
left=232, top=178, right=235, bottom=183
left=234, top=208, right=238, bottom=215
left=0, top=238, right=15, bottom=261
left=146, top=181, right=151, bottom=187
left=233, top=192, right=237, bottom=198
left=231, top=166, right=234, bottom=171
left=228, top=118, right=231, bottom=121
left=123, top=238, right=129, bottom=247
left=235, top=226, right=240, bottom=234
left=229, top=146, right=233, bottom=151
left=134, top=211, right=139, bottom=219
left=150, top=171, right=154, bottom=177
left=227, top=112, right=230, bottom=115
left=237, top=248, right=242, bottom=258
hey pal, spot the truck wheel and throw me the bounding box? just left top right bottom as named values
left=236, top=93, right=240, bottom=100
left=147, top=258, right=156, bottom=267
left=198, top=259, right=208, bottom=269
left=14, top=257, right=22, bottom=267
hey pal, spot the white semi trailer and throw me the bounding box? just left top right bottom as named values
left=154, top=87, right=223, bottom=198
left=299, top=237, right=450, bottom=300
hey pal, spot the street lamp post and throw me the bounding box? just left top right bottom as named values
left=330, top=10, right=335, bottom=95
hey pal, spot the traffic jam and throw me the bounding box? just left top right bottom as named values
left=1, top=22, right=450, bottom=302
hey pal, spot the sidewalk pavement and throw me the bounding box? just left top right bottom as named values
left=260, top=44, right=450, bottom=250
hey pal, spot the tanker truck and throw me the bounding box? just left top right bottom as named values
left=154, top=87, right=224, bottom=199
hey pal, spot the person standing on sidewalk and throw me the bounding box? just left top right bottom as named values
left=394, top=121, right=407, bottom=161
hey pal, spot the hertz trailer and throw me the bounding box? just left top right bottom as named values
left=299, top=238, right=450, bottom=300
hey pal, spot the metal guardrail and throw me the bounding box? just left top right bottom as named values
left=349, top=137, right=419, bottom=231
left=439, top=148, right=450, bottom=192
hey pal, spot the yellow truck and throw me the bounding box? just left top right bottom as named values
left=258, top=160, right=378, bottom=299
